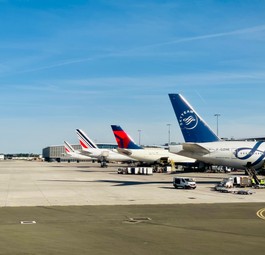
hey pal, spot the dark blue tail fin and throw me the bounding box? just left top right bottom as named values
left=111, top=125, right=143, bottom=149
left=168, top=94, right=220, bottom=143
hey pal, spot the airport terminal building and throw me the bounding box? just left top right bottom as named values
left=42, top=143, right=118, bottom=162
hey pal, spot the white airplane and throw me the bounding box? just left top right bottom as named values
left=111, top=125, right=196, bottom=165
left=168, top=93, right=265, bottom=170
left=76, top=129, right=136, bottom=167
left=64, top=141, right=95, bottom=161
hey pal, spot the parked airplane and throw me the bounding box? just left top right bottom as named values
left=111, top=125, right=196, bottom=165
left=64, top=141, right=95, bottom=161
left=76, top=129, right=136, bottom=167
left=168, top=93, right=265, bottom=170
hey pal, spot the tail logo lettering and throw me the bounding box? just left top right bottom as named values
left=180, top=110, right=198, bottom=130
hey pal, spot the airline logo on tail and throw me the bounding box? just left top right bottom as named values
left=169, top=94, right=220, bottom=143
left=64, top=146, right=71, bottom=154
left=64, top=141, right=76, bottom=155
left=76, top=129, right=98, bottom=149
left=111, top=125, right=142, bottom=149
left=64, top=141, right=75, bottom=154
left=179, top=110, right=198, bottom=130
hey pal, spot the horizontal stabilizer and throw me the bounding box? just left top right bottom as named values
left=182, top=143, right=210, bottom=154
left=117, top=148, right=133, bottom=156
left=81, top=150, right=93, bottom=156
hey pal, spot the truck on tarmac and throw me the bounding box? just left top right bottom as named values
left=173, top=177, right=196, bottom=189
left=220, top=176, right=251, bottom=188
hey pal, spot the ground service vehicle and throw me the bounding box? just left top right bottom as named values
left=173, top=177, right=196, bottom=189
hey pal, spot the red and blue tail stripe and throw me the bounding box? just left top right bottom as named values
left=111, top=125, right=142, bottom=149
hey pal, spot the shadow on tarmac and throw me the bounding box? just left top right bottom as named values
left=40, top=178, right=220, bottom=186
left=40, top=179, right=172, bottom=186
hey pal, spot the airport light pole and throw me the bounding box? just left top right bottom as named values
left=214, top=114, right=221, bottom=136
left=138, top=129, right=141, bottom=146
left=167, top=123, right=171, bottom=146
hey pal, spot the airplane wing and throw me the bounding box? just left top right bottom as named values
left=179, top=143, right=210, bottom=155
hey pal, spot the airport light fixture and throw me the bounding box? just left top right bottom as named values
left=214, top=113, right=221, bottom=136
left=167, top=123, right=171, bottom=145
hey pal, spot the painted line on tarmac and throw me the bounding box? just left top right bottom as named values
left=256, top=208, right=265, bottom=220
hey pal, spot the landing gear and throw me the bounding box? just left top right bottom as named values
left=100, top=161, right=108, bottom=168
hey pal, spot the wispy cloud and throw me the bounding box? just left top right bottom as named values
left=3, top=24, right=265, bottom=76
left=31, top=70, right=265, bottom=90
left=195, top=90, right=207, bottom=104
left=147, top=24, right=265, bottom=47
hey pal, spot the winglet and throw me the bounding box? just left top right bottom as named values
left=111, top=125, right=143, bottom=149
left=168, top=94, right=220, bottom=143
left=76, top=129, right=98, bottom=149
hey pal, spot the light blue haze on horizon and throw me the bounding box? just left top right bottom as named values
left=1, top=0, right=265, bottom=153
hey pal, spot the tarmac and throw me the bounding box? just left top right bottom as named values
left=0, top=161, right=264, bottom=254
left=0, top=161, right=265, bottom=207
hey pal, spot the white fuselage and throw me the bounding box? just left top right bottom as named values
left=81, top=148, right=135, bottom=162
left=170, top=141, right=265, bottom=169
left=117, top=147, right=195, bottom=164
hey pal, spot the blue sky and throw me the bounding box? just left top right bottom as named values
left=1, top=0, right=265, bottom=153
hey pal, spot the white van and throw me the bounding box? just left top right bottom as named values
left=173, top=177, right=196, bottom=189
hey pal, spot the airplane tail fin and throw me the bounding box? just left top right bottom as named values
left=111, top=125, right=143, bottom=149
left=64, top=141, right=75, bottom=155
left=76, top=129, right=99, bottom=149
left=168, top=94, right=220, bottom=143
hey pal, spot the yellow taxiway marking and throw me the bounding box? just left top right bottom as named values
left=256, top=208, right=265, bottom=220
